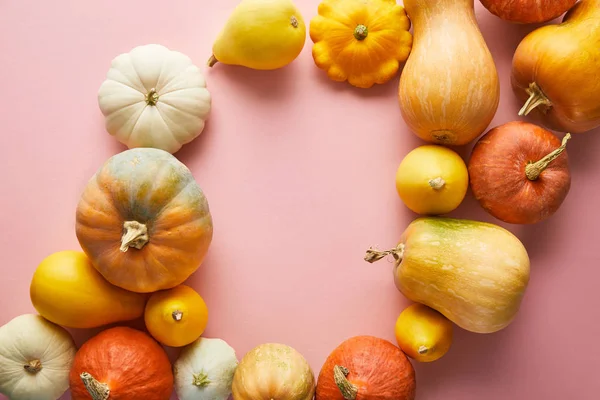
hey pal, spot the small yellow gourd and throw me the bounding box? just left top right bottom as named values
left=310, top=0, right=413, bottom=88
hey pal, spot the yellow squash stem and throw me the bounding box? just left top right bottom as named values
left=519, top=82, right=552, bottom=116
left=333, top=365, right=358, bottom=400
left=525, top=133, right=572, bottom=180
left=364, top=243, right=405, bottom=264
left=120, top=221, right=149, bottom=252
left=81, top=372, right=110, bottom=400
left=207, top=55, right=218, bottom=67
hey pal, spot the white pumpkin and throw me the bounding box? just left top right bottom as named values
left=98, top=43, right=211, bottom=154
left=0, top=314, right=77, bottom=400
left=174, top=337, right=239, bottom=400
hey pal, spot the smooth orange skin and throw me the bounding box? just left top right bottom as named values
left=310, top=0, right=413, bottom=89
left=144, top=284, right=209, bottom=348
left=75, top=148, right=213, bottom=293
left=479, top=0, right=576, bottom=24
left=399, top=0, right=499, bottom=146
left=511, top=0, right=600, bottom=133
left=468, top=121, right=571, bottom=225
left=316, top=336, right=416, bottom=400
left=69, top=327, right=173, bottom=400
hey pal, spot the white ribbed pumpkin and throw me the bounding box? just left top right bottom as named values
left=98, top=44, right=211, bottom=154
left=0, top=314, right=77, bottom=400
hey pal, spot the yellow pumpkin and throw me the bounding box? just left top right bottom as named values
left=309, top=0, right=413, bottom=88
left=30, top=250, right=147, bottom=329
left=144, top=285, right=209, bottom=348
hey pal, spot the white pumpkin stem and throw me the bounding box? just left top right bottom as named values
left=518, top=82, right=552, bottom=116
left=333, top=365, right=358, bottom=400
left=192, top=371, right=211, bottom=386
left=428, top=177, right=445, bottom=190
left=146, top=88, right=159, bottom=106
left=24, top=359, right=42, bottom=373
left=172, top=310, right=183, bottom=321
left=81, top=372, right=110, bottom=400
left=525, top=133, right=571, bottom=181
left=364, top=243, right=405, bottom=264
left=120, top=221, right=149, bottom=252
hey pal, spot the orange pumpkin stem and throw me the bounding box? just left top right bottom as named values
left=333, top=365, right=358, bottom=400
left=518, top=82, right=552, bottom=116
left=525, top=133, right=572, bottom=181
left=354, top=24, right=368, bottom=40
left=120, top=221, right=149, bottom=252
left=207, top=55, right=218, bottom=67
left=81, top=372, right=110, bottom=400
left=23, top=359, right=42, bottom=373
left=146, top=88, right=159, bottom=106
left=364, top=243, right=405, bottom=264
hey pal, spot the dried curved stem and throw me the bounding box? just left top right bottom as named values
left=525, top=133, right=571, bottom=181
left=518, top=82, right=552, bottom=116
left=364, top=243, right=405, bottom=263
left=333, top=365, right=358, bottom=400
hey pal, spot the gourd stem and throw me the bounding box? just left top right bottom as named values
left=146, top=88, right=159, bottom=106
left=120, top=221, right=149, bottom=252
left=172, top=310, right=183, bottom=321
left=429, top=177, right=445, bottom=190
left=207, top=55, right=218, bottom=67
left=192, top=372, right=211, bottom=386
left=525, top=133, right=572, bottom=181
left=290, top=15, right=299, bottom=28
left=364, top=243, right=405, bottom=264
left=333, top=366, right=358, bottom=400
left=354, top=25, right=368, bottom=40
left=418, top=346, right=429, bottom=354
left=518, top=82, right=552, bottom=116
left=81, top=372, right=110, bottom=400
left=24, top=359, right=42, bottom=373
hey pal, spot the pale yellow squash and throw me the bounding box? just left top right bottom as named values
left=366, top=217, right=530, bottom=334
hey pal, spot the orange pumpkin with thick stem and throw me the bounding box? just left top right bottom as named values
left=75, top=148, right=213, bottom=293
left=316, top=336, right=416, bottom=400
left=69, top=327, right=173, bottom=400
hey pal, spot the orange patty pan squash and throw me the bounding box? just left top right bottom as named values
left=75, top=148, right=213, bottom=293
left=310, top=0, right=413, bottom=88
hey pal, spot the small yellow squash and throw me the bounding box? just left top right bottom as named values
left=366, top=217, right=531, bottom=334
left=310, top=0, right=413, bottom=88
left=30, top=250, right=147, bottom=329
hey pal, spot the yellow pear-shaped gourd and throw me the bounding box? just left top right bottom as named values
left=30, top=250, right=147, bottom=329
left=208, top=0, right=306, bottom=70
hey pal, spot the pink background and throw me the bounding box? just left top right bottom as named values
left=1, top=1, right=599, bottom=399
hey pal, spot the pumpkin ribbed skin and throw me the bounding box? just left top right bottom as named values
left=479, top=0, right=577, bottom=24
left=75, top=148, right=213, bottom=293
left=316, top=336, right=416, bottom=400
left=69, top=327, right=173, bottom=400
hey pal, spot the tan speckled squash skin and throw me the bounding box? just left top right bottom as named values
left=393, top=217, right=530, bottom=334
left=232, top=343, right=315, bottom=400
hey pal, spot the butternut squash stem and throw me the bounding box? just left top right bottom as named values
left=364, top=243, right=405, bottom=264
left=333, top=365, right=358, bottom=400
left=81, top=372, right=110, bottom=400
left=525, top=133, right=572, bottom=181
left=192, top=372, right=211, bottom=386
left=146, top=88, right=159, bottom=106
left=120, top=221, right=149, bottom=252
left=518, top=82, right=552, bottom=116
left=207, top=55, right=218, bottom=67
left=354, top=25, right=368, bottom=40
left=23, top=359, right=42, bottom=373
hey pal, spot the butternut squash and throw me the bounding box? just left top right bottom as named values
left=399, top=0, right=500, bottom=146
left=365, top=217, right=530, bottom=334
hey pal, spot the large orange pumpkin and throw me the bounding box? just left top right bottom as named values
left=75, top=148, right=213, bottom=293
left=316, top=336, right=416, bottom=400
left=69, top=326, right=173, bottom=400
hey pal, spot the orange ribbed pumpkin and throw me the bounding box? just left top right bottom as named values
left=316, top=336, right=416, bottom=400
left=75, top=148, right=213, bottom=293
left=69, top=327, right=173, bottom=400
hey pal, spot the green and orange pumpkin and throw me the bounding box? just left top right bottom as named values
left=75, top=148, right=213, bottom=293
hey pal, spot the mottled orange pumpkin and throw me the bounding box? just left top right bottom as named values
left=75, top=148, right=213, bottom=293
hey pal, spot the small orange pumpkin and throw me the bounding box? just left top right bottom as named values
left=69, top=326, right=173, bottom=400
left=75, top=148, right=213, bottom=293
left=309, top=0, right=413, bottom=88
